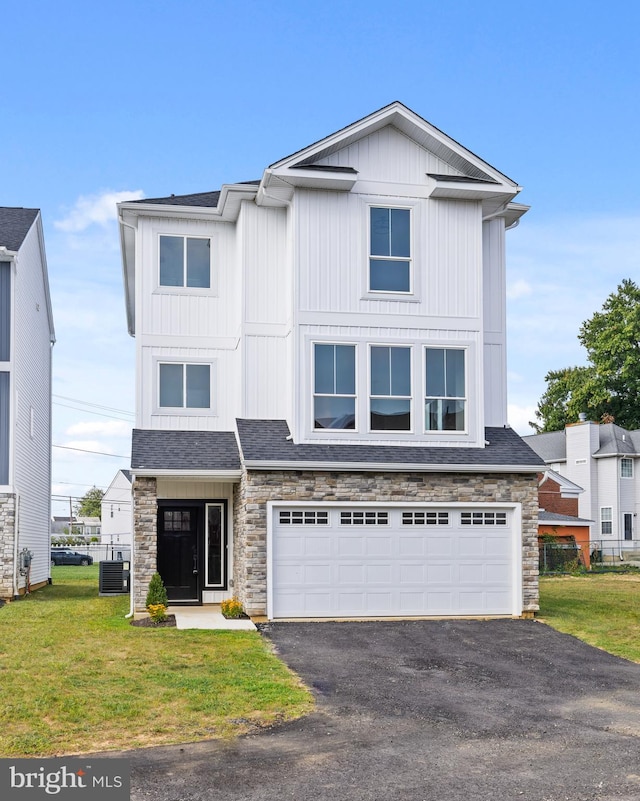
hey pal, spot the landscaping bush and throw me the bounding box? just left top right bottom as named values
left=146, top=572, right=168, bottom=608
left=221, top=598, right=245, bottom=619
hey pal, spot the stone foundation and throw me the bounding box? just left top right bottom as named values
left=233, top=470, right=539, bottom=616
left=132, top=477, right=158, bottom=611
left=0, top=493, right=16, bottom=600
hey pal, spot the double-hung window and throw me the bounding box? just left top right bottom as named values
left=314, top=344, right=356, bottom=429
left=425, top=348, right=466, bottom=431
left=621, top=458, right=633, bottom=478
left=600, top=507, right=612, bottom=536
left=370, top=346, right=411, bottom=431
left=159, top=363, right=211, bottom=409
left=159, top=235, right=211, bottom=288
left=369, top=207, right=411, bottom=293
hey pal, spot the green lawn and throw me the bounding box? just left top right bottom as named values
left=539, top=573, right=640, bottom=662
left=0, top=566, right=313, bottom=757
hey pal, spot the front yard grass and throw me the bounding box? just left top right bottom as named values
left=539, top=573, right=640, bottom=662
left=0, top=566, right=313, bottom=757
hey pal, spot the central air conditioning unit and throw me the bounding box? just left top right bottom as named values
left=99, top=560, right=130, bottom=595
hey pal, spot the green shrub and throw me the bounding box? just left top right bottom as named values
left=146, top=572, right=168, bottom=608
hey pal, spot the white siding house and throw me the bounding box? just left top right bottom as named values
left=525, top=419, right=640, bottom=555
left=119, top=102, right=543, bottom=618
left=0, top=207, right=55, bottom=599
left=100, top=469, right=132, bottom=547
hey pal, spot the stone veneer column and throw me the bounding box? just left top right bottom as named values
left=132, top=477, right=158, bottom=612
left=0, top=493, right=16, bottom=600
left=233, top=470, right=540, bottom=616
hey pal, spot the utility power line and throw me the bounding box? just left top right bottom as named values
left=53, top=394, right=135, bottom=417
left=53, top=444, right=130, bottom=458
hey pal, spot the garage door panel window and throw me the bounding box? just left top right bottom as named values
left=370, top=346, right=411, bottom=431
left=425, top=348, right=466, bottom=432
left=314, top=344, right=356, bottom=430
left=402, top=511, right=449, bottom=526
left=340, top=511, right=389, bottom=525
left=279, top=510, right=329, bottom=526
left=460, top=511, right=507, bottom=526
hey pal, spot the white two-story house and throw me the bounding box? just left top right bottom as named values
left=0, top=207, right=55, bottom=599
left=119, top=102, right=543, bottom=619
left=525, top=418, right=640, bottom=556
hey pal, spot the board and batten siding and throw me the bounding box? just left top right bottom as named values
left=0, top=372, right=9, bottom=485
left=11, top=219, right=53, bottom=589
left=0, top=261, right=10, bottom=362
left=482, top=218, right=507, bottom=427
left=313, top=125, right=462, bottom=184
left=295, top=190, right=483, bottom=320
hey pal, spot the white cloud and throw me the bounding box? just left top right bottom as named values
left=66, top=420, right=132, bottom=438
left=506, top=279, right=533, bottom=300
left=507, top=404, right=537, bottom=436
left=54, top=190, right=144, bottom=232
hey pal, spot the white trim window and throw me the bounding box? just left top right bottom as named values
left=313, top=344, right=356, bottom=430
left=370, top=345, right=411, bottom=431
left=159, top=235, right=211, bottom=288
left=620, top=457, right=633, bottom=478
left=600, top=506, right=612, bottom=536
left=425, top=348, right=466, bottom=432
left=159, top=363, right=211, bottom=409
left=369, top=207, right=411, bottom=293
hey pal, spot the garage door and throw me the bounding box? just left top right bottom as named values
left=270, top=506, right=517, bottom=618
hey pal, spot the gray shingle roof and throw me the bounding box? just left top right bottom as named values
left=594, top=423, right=639, bottom=456
left=128, top=182, right=261, bottom=209
left=538, top=510, right=592, bottom=524
left=236, top=419, right=544, bottom=469
left=131, top=430, right=241, bottom=471
left=0, top=207, right=39, bottom=251
left=522, top=430, right=566, bottom=462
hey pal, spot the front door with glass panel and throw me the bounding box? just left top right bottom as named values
left=158, top=505, right=201, bottom=602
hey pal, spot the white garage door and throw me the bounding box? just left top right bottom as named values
left=270, top=506, right=517, bottom=619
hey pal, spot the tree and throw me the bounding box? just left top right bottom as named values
left=74, top=486, right=104, bottom=519
left=532, top=280, right=640, bottom=432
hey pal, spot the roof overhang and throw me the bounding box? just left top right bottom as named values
left=132, top=469, right=242, bottom=480
left=243, top=460, right=542, bottom=473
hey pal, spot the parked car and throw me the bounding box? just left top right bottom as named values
left=51, top=549, right=94, bottom=566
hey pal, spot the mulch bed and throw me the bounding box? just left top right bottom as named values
left=130, top=614, right=177, bottom=628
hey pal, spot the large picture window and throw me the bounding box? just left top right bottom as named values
left=369, top=207, right=411, bottom=293
left=425, top=348, right=465, bottom=431
left=159, top=235, right=211, bottom=288
left=370, top=346, right=411, bottom=431
left=314, top=344, right=356, bottom=429
left=159, top=363, right=211, bottom=409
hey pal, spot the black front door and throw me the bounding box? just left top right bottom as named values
left=157, top=505, right=201, bottom=602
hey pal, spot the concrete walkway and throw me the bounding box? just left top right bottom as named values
left=166, top=605, right=256, bottom=631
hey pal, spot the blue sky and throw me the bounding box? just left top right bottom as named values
left=4, top=0, right=640, bottom=515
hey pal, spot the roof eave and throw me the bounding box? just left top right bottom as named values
left=242, top=460, right=543, bottom=473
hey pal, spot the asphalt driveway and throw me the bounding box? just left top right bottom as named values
left=125, top=620, right=640, bottom=800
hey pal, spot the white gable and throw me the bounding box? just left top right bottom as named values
left=312, top=125, right=463, bottom=185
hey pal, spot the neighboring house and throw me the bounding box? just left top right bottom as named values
left=100, top=469, right=132, bottom=546
left=119, top=101, right=544, bottom=619
left=525, top=419, right=640, bottom=555
left=0, top=207, right=55, bottom=598
left=537, top=470, right=592, bottom=567
left=75, top=517, right=101, bottom=538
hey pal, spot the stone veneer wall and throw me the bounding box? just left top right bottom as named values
left=233, top=470, right=539, bottom=616
left=132, top=477, right=158, bottom=611
left=0, top=493, right=16, bottom=599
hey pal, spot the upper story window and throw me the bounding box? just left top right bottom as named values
left=425, top=348, right=465, bottom=432
left=621, top=457, right=633, bottom=478
left=370, top=346, right=411, bottom=431
left=159, top=363, right=210, bottom=409
left=369, top=207, right=411, bottom=293
left=314, top=344, right=356, bottom=430
left=159, top=235, right=211, bottom=288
